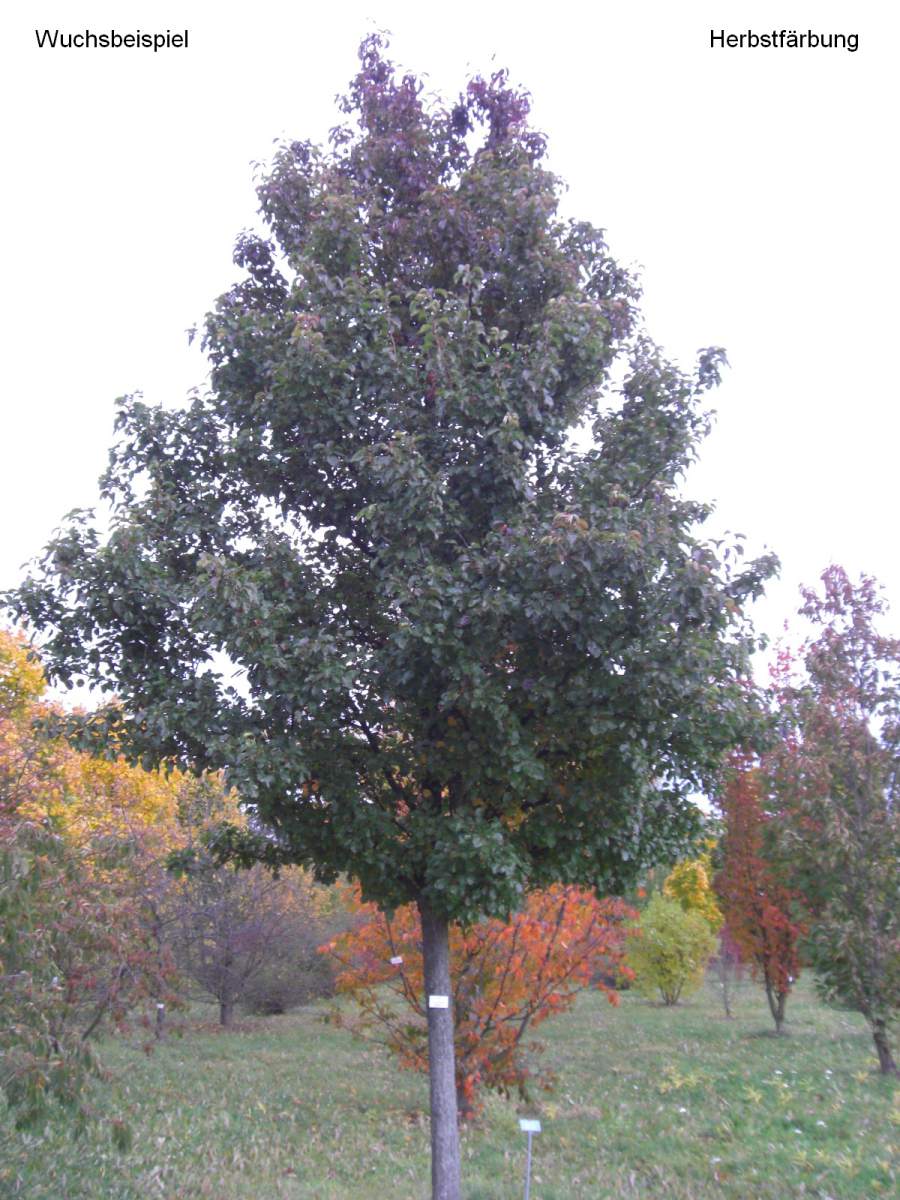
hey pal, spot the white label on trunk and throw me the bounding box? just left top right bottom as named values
left=519, top=1118, right=541, bottom=1133
left=390, top=956, right=403, bottom=965
left=428, top=994, right=449, bottom=1008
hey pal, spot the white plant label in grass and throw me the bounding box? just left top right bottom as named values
left=519, top=1119, right=541, bottom=1133
left=428, top=994, right=449, bottom=1008
left=390, top=956, right=403, bottom=965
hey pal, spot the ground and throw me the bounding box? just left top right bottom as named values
left=2, top=976, right=897, bottom=1198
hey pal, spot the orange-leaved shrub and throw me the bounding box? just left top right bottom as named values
left=323, top=885, right=635, bottom=1119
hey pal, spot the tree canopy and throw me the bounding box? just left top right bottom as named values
left=6, top=37, right=773, bottom=925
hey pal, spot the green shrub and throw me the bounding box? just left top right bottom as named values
left=627, top=894, right=717, bottom=1005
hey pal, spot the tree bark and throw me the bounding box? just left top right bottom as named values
left=456, top=1083, right=475, bottom=1125
left=872, top=1018, right=899, bottom=1075
left=764, top=977, right=787, bottom=1034
left=418, top=898, right=461, bottom=1200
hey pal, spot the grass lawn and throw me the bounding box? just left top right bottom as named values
left=2, top=975, right=897, bottom=1199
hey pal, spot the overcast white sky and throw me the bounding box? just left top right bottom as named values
left=2, top=1, right=897, bottom=676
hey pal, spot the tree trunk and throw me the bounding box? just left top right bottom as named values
left=764, top=977, right=787, bottom=1034
left=872, top=1018, right=899, bottom=1075
left=219, top=998, right=234, bottom=1027
left=418, top=899, right=461, bottom=1200
left=456, top=1083, right=475, bottom=1125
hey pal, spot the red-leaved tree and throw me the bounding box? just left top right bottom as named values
left=715, top=754, right=804, bottom=1034
left=324, top=886, right=634, bottom=1119
left=766, top=569, right=900, bottom=1074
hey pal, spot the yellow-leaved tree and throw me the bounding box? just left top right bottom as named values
left=663, top=848, right=724, bottom=932
left=0, top=629, right=183, bottom=1127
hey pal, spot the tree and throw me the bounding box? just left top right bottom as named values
left=663, top=845, right=751, bottom=1019
left=0, top=630, right=180, bottom=1128
left=767, top=568, right=900, bottom=1073
left=168, top=778, right=341, bottom=1024
left=707, top=923, right=744, bottom=1020
left=134, top=770, right=347, bottom=1024
left=5, top=37, right=774, bottom=1195
left=325, top=885, right=633, bottom=1119
left=627, top=893, right=717, bottom=1006
left=663, top=847, right=723, bottom=931
left=714, top=756, right=803, bottom=1034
